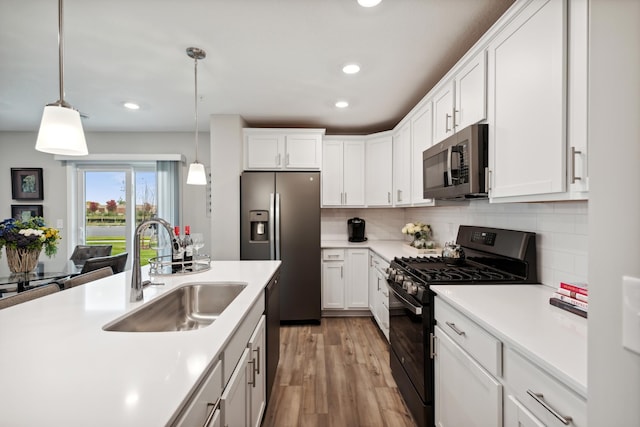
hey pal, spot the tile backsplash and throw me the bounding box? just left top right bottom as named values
left=321, top=200, right=588, bottom=288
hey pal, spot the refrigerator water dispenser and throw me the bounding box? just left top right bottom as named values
left=249, top=210, right=269, bottom=242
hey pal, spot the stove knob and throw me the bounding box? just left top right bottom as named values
left=394, top=274, right=404, bottom=283
left=404, top=280, right=418, bottom=294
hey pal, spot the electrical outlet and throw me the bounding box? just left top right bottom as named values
left=622, top=275, right=640, bottom=355
left=56, top=219, right=64, bottom=229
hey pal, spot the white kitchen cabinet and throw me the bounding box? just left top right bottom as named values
left=566, top=0, right=589, bottom=194
left=321, top=139, right=365, bottom=207
left=487, top=0, right=566, bottom=199
left=220, top=348, right=250, bottom=427
left=410, top=101, right=435, bottom=205
left=369, top=251, right=389, bottom=341
left=322, top=249, right=345, bottom=309
left=322, top=249, right=368, bottom=312
left=433, top=81, right=456, bottom=144
left=504, top=348, right=586, bottom=427
left=175, top=360, right=222, bottom=427
left=244, top=128, right=324, bottom=170
left=365, top=134, right=393, bottom=206
left=346, top=249, right=369, bottom=308
left=248, top=316, right=266, bottom=427
left=433, top=50, right=487, bottom=145
left=393, top=122, right=411, bottom=206
left=434, top=325, right=502, bottom=427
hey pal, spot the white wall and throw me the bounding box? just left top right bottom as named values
left=0, top=131, right=211, bottom=269
left=588, top=0, right=640, bottom=424
left=210, top=115, right=246, bottom=260
left=321, top=208, right=405, bottom=241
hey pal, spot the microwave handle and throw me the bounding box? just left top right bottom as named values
left=446, top=146, right=453, bottom=186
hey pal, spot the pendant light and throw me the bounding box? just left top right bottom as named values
left=186, top=47, right=207, bottom=186
left=35, top=0, right=88, bottom=156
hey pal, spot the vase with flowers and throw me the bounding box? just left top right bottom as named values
left=0, top=217, right=61, bottom=273
left=402, top=222, right=435, bottom=251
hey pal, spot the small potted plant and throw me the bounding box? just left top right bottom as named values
left=402, top=222, right=436, bottom=252
left=0, top=217, right=61, bottom=273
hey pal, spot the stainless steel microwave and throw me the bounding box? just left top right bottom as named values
left=422, top=123, right=488, bottom=200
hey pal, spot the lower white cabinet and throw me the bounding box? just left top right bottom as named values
left=322, top=249, right=368, bottom=311
left=504, top=348, right=586, bottom=427
left=221, top=348, right=251, bottom=427
left=434, top=325, right=503, bottom=427
left=368, top=252, right=389, bottom=341
left=175, top=300, right=266, bottom=427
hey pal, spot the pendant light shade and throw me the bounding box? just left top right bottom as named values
left=187, top=162, right=207, bottom=185
left=35, top=0, right=88, bottom=156
left=186, top=47, right=207, bottom=186
left=36, top=105, right=87, bottom=155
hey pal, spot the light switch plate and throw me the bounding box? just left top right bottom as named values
left=622, top=275, right=640, bottom=355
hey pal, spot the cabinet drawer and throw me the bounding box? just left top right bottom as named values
left=322, top=249, right=345, bottom=261
left=435, top=298, right=502, bottom=377
left=175, top=360, right=222, bottom=427
left=223, top=297, right=265, bottom=385
left=505, top=348, right=586, bottom=427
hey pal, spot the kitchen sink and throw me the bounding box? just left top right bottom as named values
left=103, top=282, right=247, bottom=332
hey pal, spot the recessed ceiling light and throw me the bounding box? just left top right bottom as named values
left=335, top=101, right=349, bottom=108
left=123, top=102, right=140, bottom=110
left=357, top=0, right=381, bottom=7
left=342, top=63, right=361, bottom=74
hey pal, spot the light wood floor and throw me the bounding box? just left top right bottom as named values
left=262, top=317, right=417, bottom=427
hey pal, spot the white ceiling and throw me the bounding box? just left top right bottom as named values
left=0, top=0, right=514, bottom=135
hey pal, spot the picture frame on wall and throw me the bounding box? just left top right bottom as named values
left=11, top=204, right=44, bottom=221
left=11, top=168, right=44, bottom=201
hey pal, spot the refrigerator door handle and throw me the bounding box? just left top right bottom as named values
left=275, top=192, right=281, bottom=260
left=269, top=193, right=276, bottom=260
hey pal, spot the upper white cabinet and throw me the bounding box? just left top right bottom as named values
left=410, top=101, right=435, bottom=205
left=321, top=139, right=365, bottom=207
left=567, top=0, right=589, bottom=194
left=365, top=134, right=393, bottom=206
left=392, top=122, right=412, bottom=206
left=244, top=128, right=324, bottom=170
left=433, top=51, right=487, bottom=144
left=487, top=0, right=566, bottom=199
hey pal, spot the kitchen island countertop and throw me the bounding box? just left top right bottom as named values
left=0, top=260, right=281, bottom=427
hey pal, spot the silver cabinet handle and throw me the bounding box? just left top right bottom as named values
left=487, top=169, right=492, bottom=192
left=387, top=192, right=391, bottom=203
left=445, top=113, right=452, bottom=132
left=203, top=399, right=220, bottom=427
left=527, top=390, right=573, bottom=425
left=254, top=347, right=261, bottom=375
left=276, top=153, right=281, bottom=166
left=571, top=146, right=582, bottom=183
left=453, top=109, right=459, bottom=128
left=344, top=192, right=347, bottom=204
left=248, top=359, right=256, bottom=387
left=285, top=153, right=290, bottom=166
left=445, top=321, right=466, bottom=336
left=340, top=266, right=343, bottom=278
left=429, top=332, right=437, bottom=359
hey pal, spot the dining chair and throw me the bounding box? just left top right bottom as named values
left=0, top=283, right=60, bottom=310
left=70, top=245, right=112, bottom=266
left=80, top=252, right=128, bottom=274
left=63, top=267, right=113, bottom=289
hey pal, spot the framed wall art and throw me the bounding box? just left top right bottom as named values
left=11, top=204, right=44, bottom=221
left=11, top=168, right=44, bottom=200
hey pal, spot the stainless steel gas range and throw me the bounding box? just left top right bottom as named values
left=386, top=225, right=538, bottom=427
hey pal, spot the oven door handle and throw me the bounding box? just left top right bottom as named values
left=390, top=287, right=422, bottom=315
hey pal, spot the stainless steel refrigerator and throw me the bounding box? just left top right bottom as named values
left=240, top=171, right=321, bottom=322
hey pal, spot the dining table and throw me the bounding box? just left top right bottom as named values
left=0, top=260, right=83, bottom=295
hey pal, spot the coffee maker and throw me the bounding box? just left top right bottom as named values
left=347, top=217, right=367, bottom=242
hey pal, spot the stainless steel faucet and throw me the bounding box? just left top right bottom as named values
left=131, top=217, right=175, bottom=302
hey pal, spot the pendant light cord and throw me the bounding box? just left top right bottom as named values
left=194, top=54, right=199, bottom=163
left=57, top=0, right=66, bottom=106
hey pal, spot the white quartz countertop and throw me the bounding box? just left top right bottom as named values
left=431, top=284, right=587, bottom=397
left=0, top=260, right=281, bottom=427
left=321, top=239, right=439, bottom=262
